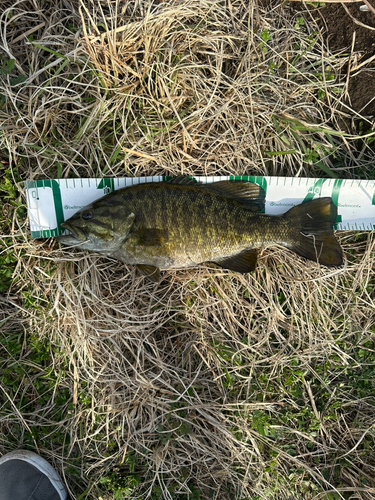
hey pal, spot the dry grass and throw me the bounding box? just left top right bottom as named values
left=1, top=1, right=375, bottom=499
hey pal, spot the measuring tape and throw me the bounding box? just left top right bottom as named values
left=25, top=176, right=375, bottom=238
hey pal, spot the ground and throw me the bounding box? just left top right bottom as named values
left=296, top=2, right=375, bottom=117
left=1, top=1, right=375, bottom=499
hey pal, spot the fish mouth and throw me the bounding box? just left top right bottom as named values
left=60, top=222, right=87, bottom=242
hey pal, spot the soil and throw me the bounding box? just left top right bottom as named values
left=293, top=2, right=375, bottom=117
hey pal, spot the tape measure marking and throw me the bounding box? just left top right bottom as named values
left=25, top=176, right=375, bottom=238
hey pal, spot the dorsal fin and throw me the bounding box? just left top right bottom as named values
left=201, top=180, right=265, bottom=212
left=167, top=176, right=199, bottom=185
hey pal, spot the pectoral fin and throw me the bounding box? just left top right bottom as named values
left=136, top=264, right=161, bottom=282
left=131, top=228, right=168, bottom=246
left=213, top=249, right=258, bottom=273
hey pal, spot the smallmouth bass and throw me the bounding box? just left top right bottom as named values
left=58, top=177, right=343, bottom=281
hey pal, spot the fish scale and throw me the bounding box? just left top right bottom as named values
left=149, top=187, right=248, bottom=263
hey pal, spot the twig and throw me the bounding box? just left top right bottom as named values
left=11, top=22, right=45, bottom=44
left=342, top=2, right=375, bottom=31
left=362, top=0, right=375, bottom=15
left=345, top=31, right=356, bottom=101
left=350, top=52, right=375, bottom=72
left=123, top=148, right=157, bottom=162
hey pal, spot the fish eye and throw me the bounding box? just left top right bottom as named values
left=81, top=210, right=92, bottom=220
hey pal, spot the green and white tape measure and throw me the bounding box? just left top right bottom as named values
left=25, top=176, right=375, bottom=239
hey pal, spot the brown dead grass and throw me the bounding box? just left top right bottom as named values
left=1, top=1, right=375, bottom=499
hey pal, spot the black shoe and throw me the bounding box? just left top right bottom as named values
left=0, top=450, right=68, bottom=500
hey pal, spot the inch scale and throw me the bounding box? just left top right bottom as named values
left=25, top=176, right=375, bottom=239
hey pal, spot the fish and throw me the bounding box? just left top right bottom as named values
left=57, top=177, right=343, bottom=281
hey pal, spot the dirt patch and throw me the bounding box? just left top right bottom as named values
left=295, top=2, right=375, bottom=117
left=317, top=2, right=375, bottom=116
left=318, top=3, right=375, bottom=56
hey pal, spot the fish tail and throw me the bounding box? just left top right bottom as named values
left=283, top=197, right=343, bottom=266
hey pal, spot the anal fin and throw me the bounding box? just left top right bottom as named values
left=212, top=249, right=258, bottom=273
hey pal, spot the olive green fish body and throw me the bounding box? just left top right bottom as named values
left=114, top=184, right=262, bottom=267
left=58, top=178, right=343, bottom=280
